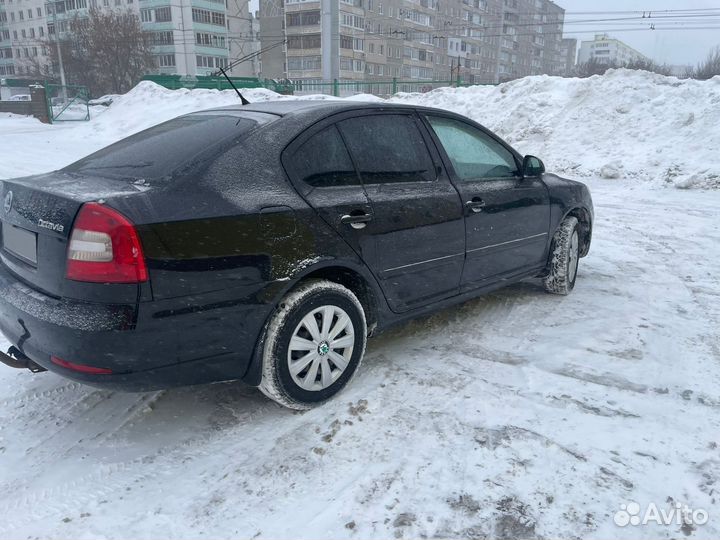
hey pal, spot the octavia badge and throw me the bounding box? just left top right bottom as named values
left=3, top=191, right=12, bottom=214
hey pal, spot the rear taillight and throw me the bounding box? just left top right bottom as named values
left=66, top=202, right=148, bottom=284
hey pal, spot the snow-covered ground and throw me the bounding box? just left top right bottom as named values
left=1, top=71, right=719, bottom=538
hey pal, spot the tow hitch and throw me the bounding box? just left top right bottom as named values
left=0, top=347, right=47, bottom=373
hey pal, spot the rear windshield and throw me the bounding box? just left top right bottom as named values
left=64, top=111, right=276, bottom=181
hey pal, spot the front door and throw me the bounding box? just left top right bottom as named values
left=423, top=115, right=551, bottom=289
left=337, top=112, right=465, bottom=312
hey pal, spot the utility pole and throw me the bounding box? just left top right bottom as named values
left=48, top=1, right=67, bottom=96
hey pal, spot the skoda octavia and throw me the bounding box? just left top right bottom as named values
left=0, top=101, right=593, bottom=409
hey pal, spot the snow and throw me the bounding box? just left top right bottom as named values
left=387, top=70, right=720, bottom=189
left=2, top=70, right=718, bottom=189
left=1, top=71, right=720, bottom=538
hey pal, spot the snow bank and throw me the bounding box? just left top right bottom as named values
left=2, top=71, right=719, bottom=188
left=389, top=69, right=720, bottom=189
left=80, top=81, right=283, bottom=140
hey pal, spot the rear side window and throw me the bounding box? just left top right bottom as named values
left=338, top=114, right=436, bottom=184
left=65, top=112, right=275, bottom=181
left=289, top=125, right=359, bottom=188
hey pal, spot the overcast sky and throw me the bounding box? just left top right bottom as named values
left=561, top=0, right=720, bottom=65
left=248, top=0, right=719, bottom=66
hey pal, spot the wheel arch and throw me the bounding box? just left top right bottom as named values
left=241, top=261, right=384, bottom=387
left=299, top=265, right=381, bottom=334
left=563, top=206, right=592, bottom=257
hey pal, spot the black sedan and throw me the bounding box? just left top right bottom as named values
left=0, top=101, right=593, bottom=409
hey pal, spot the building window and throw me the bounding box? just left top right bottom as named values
left=156, top=54, right=175, bottom=67
left=152, top=31, right=174, bottom=45
left=196, top=32, right=226, bottom=48
left=287, top=33, right=320, bottom=49
left=286, top=10, right=320, bottom=26
left=154, top=7, right=171, bottom=22
left=287, top=55, right=321, bottom=70
left=191, top=8, right=224, bottom=26
left=196, top=55, right=227, bottom=68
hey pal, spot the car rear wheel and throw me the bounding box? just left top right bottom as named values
left=543, top=216, right=580, bottom=295
left=259, top=280, right=367, bottom=410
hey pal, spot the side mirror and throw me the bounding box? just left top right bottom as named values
left=523, top=155, right=545, bottom=177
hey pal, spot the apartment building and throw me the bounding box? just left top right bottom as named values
left=0, top=0, right=255, bottom=79
left=577, top=33, right=649, bottom=66
left=258, top=0, right=568, bottom=89
left=0, top=0, right=15, bottom=76
left=141, top=0, right=256, bottom=76
left=0, top=0, right=58, bottom=77
left=558, top=37, right=575, bottom=75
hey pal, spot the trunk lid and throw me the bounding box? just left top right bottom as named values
left=1, top=172, right=149, bottom=302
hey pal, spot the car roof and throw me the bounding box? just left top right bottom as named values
left=203, top=99, right=444, bottom=118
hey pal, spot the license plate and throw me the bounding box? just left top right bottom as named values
left=2, top=224, right=38, bottom=265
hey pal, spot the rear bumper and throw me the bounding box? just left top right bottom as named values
left=0, top=262, right=275, bottom=390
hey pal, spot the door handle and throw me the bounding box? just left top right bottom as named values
left=341, top=213, right=373, bottom=230
left=465, top=198, right=486, bottom=213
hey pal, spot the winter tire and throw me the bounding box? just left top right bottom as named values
left=543, top=216, right=580, bottom=295
left=259, top=280, right=367, bottom=410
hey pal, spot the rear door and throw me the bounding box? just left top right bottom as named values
left=337, top=112, right=465, bottom=312
left=282, top=123, right=374, bottom=260
left=422, top=114, right=551, bottom=289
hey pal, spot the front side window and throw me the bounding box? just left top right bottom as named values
left=338, top=114, right=435, bottom=184
left=427, top=116, right=518, bottom=180
left=290, top=126, right=358, bottom=189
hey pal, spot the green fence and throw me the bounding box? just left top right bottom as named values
left=141, top=75, right=482, bottom=97
left=45, top=84, right=90, bottom=122
left=142, top=74, right=268, bottom=91
left=287, top=78, right=469, bottom=97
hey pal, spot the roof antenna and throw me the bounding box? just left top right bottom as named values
left=219, top=66, right=249, bottom=105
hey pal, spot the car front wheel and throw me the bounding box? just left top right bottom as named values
left=543, top=216, right=580, bottom=295
left=259, top=279, right=367, bottom=410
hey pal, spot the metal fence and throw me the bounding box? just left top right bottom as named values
left=141, top=74, right=485, bottom=98
left=45, top=84, right=90, bottom=122
left=287, top=78, right=467, bottom=97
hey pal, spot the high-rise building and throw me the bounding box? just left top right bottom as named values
left=0, top=0, right=256, bottom=79
left=577, top=33, right=648, bottom=66
left=558, top=37, right=576, bottom=75
left=141, top=0, right=254, bottom=76
left=0, top=0, right=15, bottom=76
left=258, top=0, right=568, bottom=92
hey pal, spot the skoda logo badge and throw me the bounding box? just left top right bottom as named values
left=3, top=191, right=12, bottom=214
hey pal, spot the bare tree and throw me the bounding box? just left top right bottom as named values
left=695, top=46, right=720, bottom=80
left=48, top=8, right=154, bottom=95
left=575, top=57, right=677, bottom=78
left=575, top=58, right=618, bottom=78
left=15, top=50, right=54, bottom=79
left=624, top=58, right=673, bottom=76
